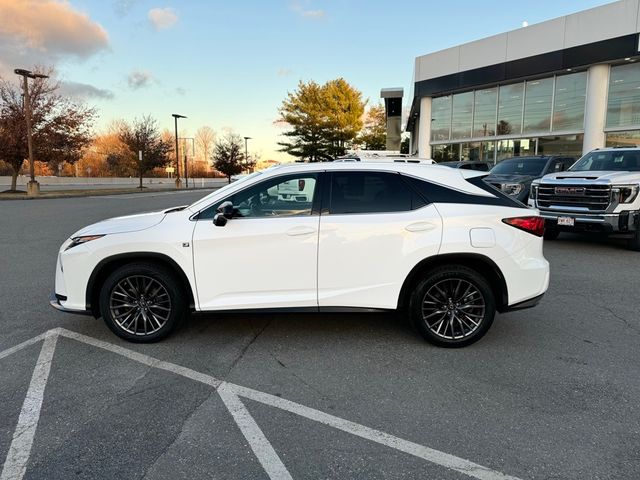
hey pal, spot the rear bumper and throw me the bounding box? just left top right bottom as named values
left=503, top=292, right=545, bottom=312
left=49, top=292, right=91, bottom=316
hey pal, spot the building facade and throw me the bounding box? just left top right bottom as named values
left=407, top=0, right=640, bottom=163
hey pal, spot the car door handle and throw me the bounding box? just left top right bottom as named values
left=405, top=222, right=437, bottom=232
left=286, top=226, right=317, bottom=236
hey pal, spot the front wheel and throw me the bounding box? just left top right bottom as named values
left=99, top=262, right=186, bottom=343
left=409, top=266, right=496, bottom=348
left=628, top=227, right=640, bottom=251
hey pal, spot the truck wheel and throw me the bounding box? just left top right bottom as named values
left=409, top=265, right=496, bottom=348
left=628, top=229, right=640, bottom=251
left=543, top=227, right=560, bottom=240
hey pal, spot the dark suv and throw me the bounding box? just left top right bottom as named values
left=484, top=156, right=576, bottom=203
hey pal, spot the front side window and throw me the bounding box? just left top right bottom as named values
left=198, top=173, right=318, bottom=219
left=329, top=172, right=422, bottom=214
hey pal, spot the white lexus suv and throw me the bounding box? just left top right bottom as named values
left=51, top=162, right=549, bottom=347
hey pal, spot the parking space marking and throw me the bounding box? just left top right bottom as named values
left=1, top=333, right=57, bottom=480
left=1, top=328, right=523, bottom=480
left=218, top=384, right=293, bottom=480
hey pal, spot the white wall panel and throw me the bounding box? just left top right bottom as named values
left=564, top=0, right=638, bottom=48
left=506, top=17, right=566, bottom=61
left=459, top=33, right=508, bottom=72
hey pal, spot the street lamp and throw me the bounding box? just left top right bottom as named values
left=14, top=68, right=49, bottom=196
left=179, top=137, right=195, bottom=188
left=172, top=113, right=187, bottom=188
left=243, top=136, right=252, bottom=173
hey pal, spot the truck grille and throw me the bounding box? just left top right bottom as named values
left=537, top=184, right=612, bottom=211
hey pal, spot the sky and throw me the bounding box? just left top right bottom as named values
left=0, top=0, right=614, bottom=162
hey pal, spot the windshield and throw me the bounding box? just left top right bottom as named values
left=570, top=150, right=640, bottom=172
left=490, top=158, right=547, bottom=176
left=188, top=171, right=263, bottom=209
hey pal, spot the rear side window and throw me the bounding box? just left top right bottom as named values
left=329, top=172, right=425, bottom=214
left=403, top=175, right=525, bottom=208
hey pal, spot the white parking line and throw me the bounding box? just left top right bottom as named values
left=0, top=328, right=524, bottom=480
left=1, top=333, right=57, bottom=480
left=218, top=384, right=293, bottom=480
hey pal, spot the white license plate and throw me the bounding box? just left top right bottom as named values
left=557, top=216, right=575, bottom=226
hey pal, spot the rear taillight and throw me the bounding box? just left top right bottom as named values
left=502, top=216, right=545, bottom=237
left=298, top=179, right=305, bottom=191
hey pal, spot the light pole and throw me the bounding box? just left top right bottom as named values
left=172, top=114, right=186, bottom=188
left=243, top=136, right=251, bottom=173
left=14, top=69, right=49, bottom=196
left=179, top=137, right=195, bottom=188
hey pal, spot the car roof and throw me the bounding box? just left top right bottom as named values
left=591, top=146, right=640, bottom=152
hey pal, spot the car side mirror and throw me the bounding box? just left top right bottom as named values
left=218, top=201, right=234, bottom=219
left=213, top=213, right=227, bottom=227
left=213, top=201, right=234, bottom=227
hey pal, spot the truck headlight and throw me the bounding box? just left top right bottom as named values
left=501, top=183, right=524, bottom=196
left=614, top=185, right=639, bottom=204
left=65, top=235, right=105, bottom=250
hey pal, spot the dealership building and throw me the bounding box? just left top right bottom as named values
left=406, top=0, right=640, bottom=164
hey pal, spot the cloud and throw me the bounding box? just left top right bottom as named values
left=277, top=68, right=293, bottom=77
left=175, top=87, right=186, bottom=95
left=0, top=0, right=109, bottom=76
left=59, top=81, right=114, bottom=100
left=290, top=0, right=325, bottom=19
left=127, top=70, right=154, bottom=90
left=148, top=7, right=178, bottom=30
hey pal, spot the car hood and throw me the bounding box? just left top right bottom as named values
left=72, top=209, right=171, bottom=237
left=484, top=173, right=538, bottom=184
left=539, top=171, right=640, bottom=184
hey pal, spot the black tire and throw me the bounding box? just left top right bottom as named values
left=543, top=227, right=560, bottom=240
left=99, top=262, right=186, bottom=343
left=409, top=265, right=496, bottom=348
left=628, top=228, right=640, bottom=251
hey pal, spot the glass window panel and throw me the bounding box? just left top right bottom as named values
left=432, top=144, right=459, bottom=162
left=451, top=92, right=473, bottom=140
left=606, top=63, right=640, bottom=128
left=553, top=72, right=586, bottom=132
left=473, top=88, right=497, bottom=137
left=496, top=138, right=536, bottom=160
left=523, top=78, right=553, bottom=133
left=431, top=96, right=451, bottom=141
left=606, top=130, right=640, bottom=147
left=537, top=134, right=584, bottom=157
left=497, top=83, right=524, bottom=135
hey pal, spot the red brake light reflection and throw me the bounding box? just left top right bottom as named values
left=502, top=216, right=545, bottom=237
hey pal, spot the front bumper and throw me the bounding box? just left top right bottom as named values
left=49, top=292, right=91, bottom=315
left=539, top=210, right=639, bottom=233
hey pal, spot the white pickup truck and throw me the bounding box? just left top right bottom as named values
left=529, top=147, right=640, bottom=250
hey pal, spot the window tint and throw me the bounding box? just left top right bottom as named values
left=329, top=172, right=422, bottom=214
left=403, top=175, right=524, bottom=208
left=198, top=173, right=318, bottom=219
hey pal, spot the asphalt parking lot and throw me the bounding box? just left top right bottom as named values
left=1, top=190, right=639, bottom=480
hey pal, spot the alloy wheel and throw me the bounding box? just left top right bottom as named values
left=421, top=278, right=485, bottom=340
left=109, top=275, right=172, bottom=336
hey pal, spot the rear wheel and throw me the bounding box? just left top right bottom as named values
left=99, top=262, right=186, bottom=342
left=409, top=265, right=496, bottom=348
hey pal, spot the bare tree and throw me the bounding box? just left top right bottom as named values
left=0, top=67, right=96, bottom=191
left=195, top=126, right=216, bottom=169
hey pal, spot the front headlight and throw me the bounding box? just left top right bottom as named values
left=613, top=185, right=639, bottom=204
left=65, top=235, right=105, bottom=250
left=501, top=183, right=524, bottom=196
